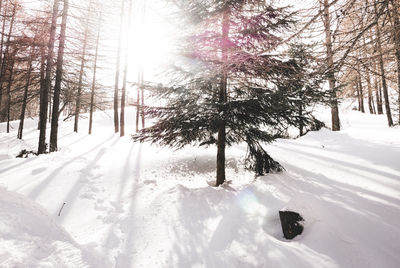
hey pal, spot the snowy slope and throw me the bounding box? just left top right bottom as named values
left=0, top=106, right=399, bottom=267
left=0, top=187, right=107, bottom=267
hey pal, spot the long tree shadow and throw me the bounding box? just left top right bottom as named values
left=57, top=147, right=109, bottom=222
left=165, top=183, right=339, bottom=268
left=28, top=134, right=117, bottom=200
left=0, top=157, right=36, bottom=175
left=164, top=157, right=400, bottom=267
left=100, top=143, right=136, bottom=255
left=281, top=162, right=400, bottom=218
left=114, top=143, right=142, bottom=268
left=285, top=131, right=400, bottom=171
left=275, top=143, right=400, bottom=183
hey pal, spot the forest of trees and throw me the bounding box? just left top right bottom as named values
left=0, top=0, right=399, bottom=185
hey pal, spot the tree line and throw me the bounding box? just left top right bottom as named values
left=0, top=0, right=145, bottom=152
left=0, top=0, right=399, bottom=185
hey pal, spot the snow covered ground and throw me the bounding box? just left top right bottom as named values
left=0, top=105, right=399, bottom=267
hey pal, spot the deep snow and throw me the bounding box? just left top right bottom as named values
left=0, top=104, right=399, bottom=267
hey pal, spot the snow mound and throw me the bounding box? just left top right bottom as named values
left=0, top=187, right=107, bottom=268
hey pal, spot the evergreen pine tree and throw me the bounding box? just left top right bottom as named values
left=284, top=43, right=327, bottom=136
left=132, top=0, right=317, bottom=185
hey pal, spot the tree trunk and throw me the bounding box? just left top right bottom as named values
left=358, top=74, right=365, bottom=113
left=216, top=8, right=230, bottom=187
left=50, top=0, right=68, bottom=151
left=38, top=0, right=59, bottom=154
left=356, top=83, right=361, bottom=111
left=362, top=34, right=374, bottom=114
left=365, top=66, right=374, bottom=114
left=141, top=70, right=145, bottom=128
left=74, top=4, right=89, bottom=133
left=6, top=53, right=15, bottom=133
left=18, top=49, right=33, bottom=139
left=141, top=2, right=146, bottom=129
left=48, top=86, right=52, bottom=123
left=390, top=0, right=400, bottom=124
left=0, top=0, right=8, bottom=83
left=120, top=0, right=133, bottom=137
left=114, top=0, right=125, bottom=133
left=135, top=65, right=141, bottom=132
left=323, top=0, right=340, bottom=131
left=89, top=24, right=100, bottom=135
left=373, top=59, right=383, bottom=114
left=0, top=2, right=15, bottom=120
left=356, top=49, right=365, bottom=113
left=374, top=1, right=393, bottom=126
left=299, top=98, right=304, bottom=136
left=38, top=47, right=46, bottom=130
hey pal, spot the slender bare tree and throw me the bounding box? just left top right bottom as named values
left=50, top=0, right=69, bottom=151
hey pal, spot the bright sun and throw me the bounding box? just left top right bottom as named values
left=126, top=0, right=176, bottom=84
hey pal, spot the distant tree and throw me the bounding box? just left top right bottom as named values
left=74, top=1, right=90, bottom=133
left=50, top=0, right=69, bottom=151
left=373, top=0, right=393, bottom=126
left=17, top=45, right=34, bottom=140
left=285, top=43, right=327, bottom=136
left=135, top=63, right=143, bottom=132
left=89, top=19, right=100, bottom=135
left=389, top=0, right=400, bottom=124
left=38, top=0, right=59, bottom=154
left=120, top=0, right=133, bottom=137
left=136, top=0, right=146, bottom=132
left=0, top=0, right=17, bottom=120
left=113, top=0, right=124, bottom=133
left=321, top=0, right=341, bottom=131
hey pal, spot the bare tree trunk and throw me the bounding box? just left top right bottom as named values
left=374, top=1, right=393, bottom=126
left=18, top=48, right=34, bottom=139
left=114, top=0, right=125, bottom=133
left=141, top=69, right=144, bottom=128
left=50, top=0, right=69, bottom=151
left=48, top=95, right=52, bottom=123
left=362, top=34, right=374, bottom=114
left=358, top=74, right=365, bottom=113
left=299, top=101, right=304, bottom=136
left=390, top=0, right=400, bottom=124
left=38, top=0, right=59, bottom=154
left=38, top=47, right=46, bottom=130
left=0, top=1, right=15, bottom=120
left=356, top=48, right=365, bottom=113
left=216, top=8, right=230, bottom=187
left=120, top=64, right=126, bottom=136
left=322, top=0, right=340, bottom=131
left=373, top=59, right=383, bottom=114
left=120, top=0, right=133, bottom=137
left=74, top=4, right=90, bottom=133
left=89, top=23, right=100, bottom=135
left=135, top=65, right=141, bottom=132
left=141, top=1, right=146, bottom=129
left=356, top=83, right=361, bottom=111
left=365, top=66, right=374, bottom=114
left=0, top=0, right=8, bottom=81
left=6, top=53, right=15, bottom=133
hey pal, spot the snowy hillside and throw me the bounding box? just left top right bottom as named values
left=0, top=106, right=399, bottom=267
left=0, top=187, right=106, bottom=267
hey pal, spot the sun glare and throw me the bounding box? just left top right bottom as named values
left=126, top=0, right=176, bottom=84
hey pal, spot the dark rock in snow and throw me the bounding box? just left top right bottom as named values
left=279, top=210, right=304, bottom=239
